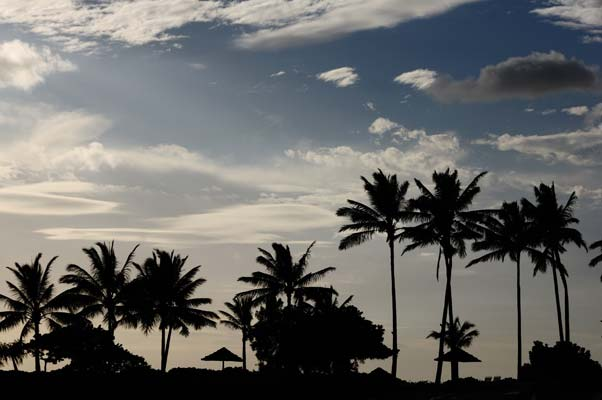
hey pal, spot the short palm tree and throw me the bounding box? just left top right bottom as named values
left=60, top=241, right=139, bottom=337
left=0, top=341, right=26, bottom=371
left=466, top=201, right=540, bottom=377
left=522, top=183, right=587, bottom=342
left=427, top=317, right=479, bottom=380
left=220, top=296, right=255, bottom=370
left=589, top=240, right=602, bottom=280
left=336, top=169, right=410, bottom=377
left=131, top=250, right=218, bottom=372
left=237, top=242, right=335, bottom=308
left=0, top=254, right=80, bottom=372
left=401, top=169, right=488, bottom=383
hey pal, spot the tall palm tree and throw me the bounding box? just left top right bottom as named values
left=131, top=250, right=218, bottom=372
left=336, top=169, right=410, bottom=377
left=237, top=241, right=335, bottom=308
left=401, top=169, right=487, bottom=383
left=0, top=254, right=80, bottom=372
left=522, top=183, right=587, bottom=342
left=60, top=241, right=139, bottom=337
left=220, top=296, right=255, bottom=370
left=427, top=317, right=479, bottom=380
left=466, top=201, right=540, bottom=377
left=589, top=240, right=602, bottom=281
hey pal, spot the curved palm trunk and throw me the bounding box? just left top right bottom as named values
left=446, top=255, right=458, bottom=381
left=516, top=255, right=522, bottom=378
left=388, top=237, right=399, bottom=378
left=557, top=252, right=570, bottom=342
left=11, top=357, right=18, bottom=371
left=435, top=252, right=455, bottom=384
left=242, top=334, right=247, bottom=370
left=551, top=264, right=564, bottom=342
left=434, top=285, right=449, bottom=384
left=160, top=326, right=173, bottom=372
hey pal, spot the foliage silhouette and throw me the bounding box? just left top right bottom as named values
left=220, top=296, right=255, bottom=370
left=427, top=317, right=479, bottom=380
left=336, top=169, right=410, bottom=377
left=60, top=241, right=139, bottom=337
left=0, top=254, right=82, bottom=372
left=589, top=240, right=602, bottom=281
left=522, top=183, right=587, bottom=342
left=400, top=169, right=488, bottom=383
left=237, top=241, right=335, bottom=308
left=129, top=249, right=217, bottom=372
left=466, top=201, right=541, bottom=378
left=0, top=340, right=26, bottom=371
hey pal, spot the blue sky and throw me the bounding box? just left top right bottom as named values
left=0, top=0, right=601, bottom=379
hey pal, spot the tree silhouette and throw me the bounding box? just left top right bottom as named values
left=237, top=241, right=335, bottom=308
left=130, top=250, right=217, bottom=372
left=220, top=296, right=255, bottom=370
left=60, top=241, right=139, bottom=337
left=401, top=169, right=487, bottom=383
left=0, top=340, right=26, bottom=371
left=336, top=169, right=410, bottom=377
left=522, top=183, right=587, bottom=342
left=589, top=240, right=602, bottom=281
left=466, top=201, right=540, bottom=377
left=427, top=317, right=479, bottom=380
left=0, top=254, right=81, bottom=372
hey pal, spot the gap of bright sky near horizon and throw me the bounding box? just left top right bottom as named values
left=0, top=0, right=601, bottom=379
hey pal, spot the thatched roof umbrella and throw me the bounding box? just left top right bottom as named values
left=434, top=348, right=481, bottom=363
left=202, top=347, right=243, bottom=370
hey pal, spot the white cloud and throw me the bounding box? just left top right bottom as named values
left=365, top=102, right=376, bottom=111
left=525, top=108, right=535, bottom=113
left=541, top=108, right=557, bottom=116
left=189, top=63, right=207, bottom=70
left=532, top=1, right=602, bottom=40
left=0, top=39, right=75, bottom=90
left=394, top=69, right=438, bottom=90
left=585, top=103, right=602, bottom=126
left=270, top=70, right=286, bottom=77
left=474, top=126, right=602, bottom=166
left=368, top=117, right=398, bottom=135
left=562, top=105, right=589, bottom=116
left=316, top=67, right=358, bottom=87
left=0, top=0, right=477, bottom=52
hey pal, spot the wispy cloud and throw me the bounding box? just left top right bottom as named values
left=316, top=67, right=358, bottom=88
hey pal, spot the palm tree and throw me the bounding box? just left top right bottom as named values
left=60, top=241, right=139, bottom=337
left=0, top=341, right=26, bottom=371
left=427, top=317, right=479, bottom=380
left=131, top=250, right=218, bottom=372
left=0, top=254, right=80, bottom=372
left=589, top=240, right=602, bottom=280
left=466, top=201, right=540, bottom=377
left=522, top=183, right=587, bottom=342
left=336, top=169, right=410, bottom=377
left=401, top=169, right=487, bottom=383
left=237, top=241, right=335, bottom=308
left=220, top=296, right=255, bottom=370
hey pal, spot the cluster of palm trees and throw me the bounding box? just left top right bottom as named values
left=337, top=169, right=600, bottom=381
left=0, top=243, right=217, bottom=372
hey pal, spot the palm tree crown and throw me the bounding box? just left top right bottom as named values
left=220, top=296, right=255, bottom=370
left=60, top=241, right=139, bottom=336
left=589, top=240, right=602, bottom=281
left=237, top=241, right=335, bottom=307
left=427, top=317, right=479, bottom=351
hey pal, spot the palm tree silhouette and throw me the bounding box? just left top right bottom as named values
left=220, top=296, right=255, bottom=370
left=60, top=241, right=139, bottom=337
left=589, top=240, right=602, bottom=281
left=427, top=317, right=479, bottom=380
left=0, top=340, right=26, bottom=371
left=131, top=250, right=218, bottom=372
left=466, top=201, right=541, bottom=378
left=336, top=169, right=409, bottom=377
left=401, top=169, right=487, bottom=383
left=0, top=254, right=80, bottom=372
left=522, top=183, right=587, bottom=342
left=237, top=241, right=335, bottom=308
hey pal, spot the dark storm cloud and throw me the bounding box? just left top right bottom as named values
left=395, top=51, right=601, bottom=102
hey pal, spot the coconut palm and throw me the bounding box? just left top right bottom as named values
left=589, top=240, right=602, bottom=280
left=522, top=183, right=587, bottom=342
left=466, top=201, right=540, bottom=377
left=131, top=250, right=218, bottom=372
left=336, top=169, right=410, bottom=377
left=0, top=254, right=80, bottom=372
left=60, top=241, right=139, bottom=337
left=220, top=296, right=255, bottom=370
left=427, top=317, right=479, bottom=380
left=237, top=242, right=335, bottom=308
left=400, top=169, right=487, bottom=383
left=0, top=341, right=26, bottom=371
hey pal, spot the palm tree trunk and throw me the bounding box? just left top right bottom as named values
left=557, top=252, right=570, bottom=342
left=34, top=319, right=41, bottom=373
left=551, top=263, right=564, bottom=342
left=242, top=334, right=247, bottom=370
left=446, top=255, right=458, bottom=382
left=160, top=327, right=166, bottom=372
left=388, top=237, right=398, bottom=378
left=11, top=357, right=18, bottom=371
left=516, top=255, right=522, bottom=379
left=435, top=286, right=449, bottom=384
left=163, top=326, right=173, bottom=372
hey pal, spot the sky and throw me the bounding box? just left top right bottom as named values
left=0, top=0, right=601, bottom=380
